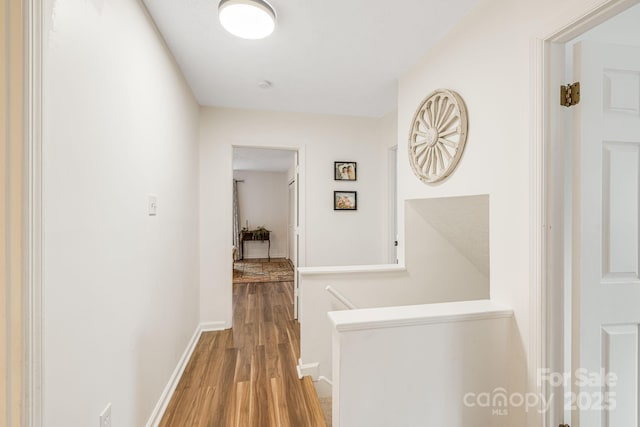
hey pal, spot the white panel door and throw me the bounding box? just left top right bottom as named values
left=573, top=41, right=640, bottom=426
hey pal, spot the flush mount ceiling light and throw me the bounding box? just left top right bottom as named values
left=218, top=0, right=276, bottom=40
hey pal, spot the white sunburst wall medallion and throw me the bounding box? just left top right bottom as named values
left=408, top=89, right=468, bottom=184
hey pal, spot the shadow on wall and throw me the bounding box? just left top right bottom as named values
left=298, top=194, right=493, bottom=397
left=404, top=194, right=490, bottom=301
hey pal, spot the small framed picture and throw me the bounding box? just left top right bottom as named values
left=334, top=161, right=357, bottom=181
left=334, top=191, right=357, bottom=211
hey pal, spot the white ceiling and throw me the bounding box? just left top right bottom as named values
left=143, top=0, right=480, bottom=117
left=233, top=147, right=295, bottom=172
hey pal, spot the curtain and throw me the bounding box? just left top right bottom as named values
left=233, top=179, right=241, bottom=260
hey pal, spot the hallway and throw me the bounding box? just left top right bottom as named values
left=159, top=277, right=326, bottom=426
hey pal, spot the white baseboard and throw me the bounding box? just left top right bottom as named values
left=200, top=320, right=228, bottom=332
left=145, top=321, right=228, bottom=427
left=314, top=377, right=333, bottom=398
left=297, top=358, right=319, bottom=379
left=241, top=253, right=288, bottom=260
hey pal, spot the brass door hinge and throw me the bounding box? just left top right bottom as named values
left=561, top=82, right=580, bottom=107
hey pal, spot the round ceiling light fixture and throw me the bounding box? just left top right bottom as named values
left=218, top=0, right=276, bottom=40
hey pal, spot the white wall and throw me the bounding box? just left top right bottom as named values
left=199, top=108, right=395, bottom=325
left=299, top=195, right=490, bottom=392
left=234, top=170, right=289, bottom=259
left=330, top=301, right=513, bottom=427
left=395, top=0, right=624, bottom=424
left=43, top=0, right=200, bottom=425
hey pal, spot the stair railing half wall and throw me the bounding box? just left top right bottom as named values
left=325, top=285, right=357, bottom=310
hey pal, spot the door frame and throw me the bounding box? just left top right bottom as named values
left=20, top=0, right=44, bottom=424
left=230, top=145, right=306, bottom=320
left=536, top=1, right=640, bottom=426
left=387, top=145, right=398, bottom=264
left=287, top=177, right=296, bottom=263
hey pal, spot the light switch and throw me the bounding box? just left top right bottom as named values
left=148, top=195, right=157, bottom=216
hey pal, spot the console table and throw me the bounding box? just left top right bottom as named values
left=240, top=229, right=271, bottom=260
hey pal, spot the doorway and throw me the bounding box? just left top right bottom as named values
left=544, top=2, right=640, bottom=426
left=231, top=146, right=300, bottom=318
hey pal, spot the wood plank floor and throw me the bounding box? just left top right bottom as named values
left=159, top=278, right=327, bottom=426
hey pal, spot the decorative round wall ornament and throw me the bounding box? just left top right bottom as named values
left=408, top=89, right=468, bottom=184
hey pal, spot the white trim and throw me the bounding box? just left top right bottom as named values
left=543, top=0, right=640, bottom=43
left=228, top=143, right=307, bottom=325
left=145, top=326, right=202, bottom=427
left=145, top=321, right=227, bottom=427
left=293, top=149, right=300, bottom=319
left=25, top=0, right=44, bottom=424
left=296, top=359, right=319, bottom=379
left=298, top=264, right=406, bottom=276
left=535, top=1, right=640, bottom=426
left=199, top=321, right=228, bottom=332
left=241, top=253, right=288, bottom=260
left=387, top=145, right=398, bottom=264
left=325, top=286, right=357, bottom=310
left=529, top=33, right=546, bottom=427
left=317, top=376, right=332, bottom=386
left=328, top=300, right=512, bottom=333
left=297, top=145, right=306, bottom=269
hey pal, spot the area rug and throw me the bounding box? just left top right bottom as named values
left=233, top=258, right=294, bottom=283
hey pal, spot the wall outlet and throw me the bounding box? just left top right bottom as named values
left=100, top=403, right=112, bottom=427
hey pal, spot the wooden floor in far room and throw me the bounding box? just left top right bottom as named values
left=159, top=262, right=326, bottom=426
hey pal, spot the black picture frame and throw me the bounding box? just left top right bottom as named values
left=334, top=161, right=357, bottom=181
left=334, top=191, right=357, bottom=210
